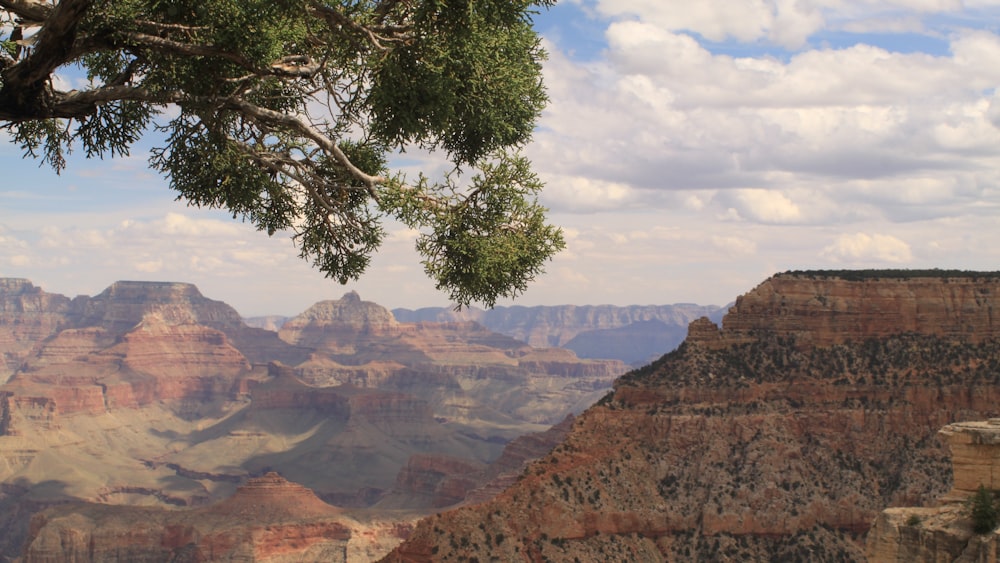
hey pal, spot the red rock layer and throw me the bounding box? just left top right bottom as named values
left=4, top=315, right=252, bottom=422
left=0, top=279, right=73, bottom=380
left=719, top=272, right=1000, bottom=348
left=21, top=473, right=352, bottom=562
left=392, top=455, right=487, bottom=508
left=382, top=272, right=1000, bottom=562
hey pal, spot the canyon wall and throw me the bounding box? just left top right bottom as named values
left=383, top=270, right=1000, bottom=562
left=20, top=473, right=415, bottom=563
left=0, top=279, right=629, bottom=560
left=721, top=272, right=1000, bottom=347
left=392, top=302, right=724, bottom=364
left=866, top=420, right=1000, bottom=562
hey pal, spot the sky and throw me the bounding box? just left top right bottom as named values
left=3, top=1, right=1000, bottom=316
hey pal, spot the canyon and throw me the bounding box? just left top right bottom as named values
left=0, top=278, right=626, bottom=561
left=10, top=269, right=1000, bottom=562
left=362, top=302, right=724, bottom=366
left=383, top=270, right=1000, bottom=562
left=867, top=419, right=1000, bottom=561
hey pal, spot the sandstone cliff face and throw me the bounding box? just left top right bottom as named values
left=279, top=291, right=399, bottom=351
left=20, top=473, right=415, bottom=563
left=383, top=271, right=1000, bottom=562
left=866, top=420, right=1000, bottom=562
left=0, top=279, right=73, bottom=383
left=721, top=272, right=1000, bottom=348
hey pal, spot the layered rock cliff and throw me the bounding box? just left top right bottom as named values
left=279, top=293, right=625, bottom=428
left=20, top=472, right=416, bottom=563
left=0, top=279, right=628, bottom=560
left=866, top=420, right=1000, bottom=561
left=0, top=279, right=73, bottom=383
left=392, top=302, right=724, bottom=364
left=383, top=270, right=1000, bottom=562
left=721, top=270, right=1000, bottom=347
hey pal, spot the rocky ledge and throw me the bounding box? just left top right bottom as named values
left=21, top=473, right=414, bottom=563
left=867, top=420, right=1000, bottom=561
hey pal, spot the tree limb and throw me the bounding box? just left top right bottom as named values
left=0, top=0, right=52, bottom=24
left=223, top=96, right=385, bottom=193
left=4, top=0, right=92, bottom=87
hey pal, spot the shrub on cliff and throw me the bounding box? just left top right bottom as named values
left=969, top=485, right=998, bottom=534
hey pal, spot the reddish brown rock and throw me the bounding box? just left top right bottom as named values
left=20, top=473, right=356, bottom=562
left=722, top=272, right=1000, bottom=348
left=382, top=271, right=1000, bottom=562
left=0, top=279, right=74, bottom=381
left=867, top=420, right=1000, bottom=561
left=4, top=313, right=253, bottom=422
left=390, top=454, right=487, bottom=508
left=278, top=291, right=399, bottom=351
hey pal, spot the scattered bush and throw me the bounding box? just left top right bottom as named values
left=970, top=485, right=998, bottom=534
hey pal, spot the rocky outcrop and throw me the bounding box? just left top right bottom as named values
left=393, top=302, right=724, bottom=363
left=383, top=270, right=1000, bottom=562
left=722, top=271, right=1000, bottom=348
left=279, top=291, right=399, bottom=351
left=72, top=280, right=245, bottom=333
left=19, top=473, right=416, bottom=563
left=866, top=420, right=1000, bottom=561
left=0, top=279, right=74, bottom=382
left=384, top=415, right=575, bottom=510
left=941, top=420, right=1000, bottom=498
left=390, top=455, right=487, bottom=509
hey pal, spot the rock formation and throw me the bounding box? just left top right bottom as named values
left=0, top=279, right=74, bottom=383
left=392, top=302, right=725, bottom=364
left=866, top=420, right=1000, bottom=561
left=382, top=270, right=1000, bottom=562
left=722, top=270, right=1000, bottom=347
left=381, top=415, right=576, bottom=510
left=20, top=472, right=416, bottom=563
left=0, top=278, right=627, bottom=560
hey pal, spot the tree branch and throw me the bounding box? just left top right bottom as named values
left=307, top=1, right=412, bottom=51
left=223, top=96, right=385, bottom=193
left=4, top=0, right=93, bottom=87
left=0, top=0, right=52, bottom=24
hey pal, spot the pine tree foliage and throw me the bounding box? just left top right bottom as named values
left=970, top=485, right=998, bottom=535
left=0, top=0, right=563, bottom=307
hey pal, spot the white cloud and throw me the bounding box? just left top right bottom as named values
left=160, top=212, right=243, bottom=237
left=133, top=260, right=163, bottom=273
left=822, top=232, right=913, bottom=262
left=541, top=174, right=637, bottom=212
left=712, top=235, right=758, bottom=256
left=5, top=2, right=1000, bottom=313
left=727, top=189, right=804, bottom=224
left=594, top=0, right=824, bottom=49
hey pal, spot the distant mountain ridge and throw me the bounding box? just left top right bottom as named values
left=391, top=303, right=727, bottom=365
left=247, top=302, right=728, bottom=366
